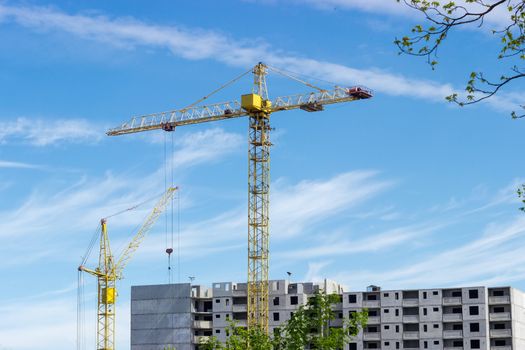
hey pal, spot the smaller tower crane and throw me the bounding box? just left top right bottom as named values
left=78, top=186, right=178, bottom=350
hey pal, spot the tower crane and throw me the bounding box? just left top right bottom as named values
left=78, top=186, right=178, bottom=350
left=107, top=62, right=372, bottom=333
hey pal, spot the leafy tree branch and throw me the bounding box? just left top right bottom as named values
left=395, top=0, right=525, bottom=118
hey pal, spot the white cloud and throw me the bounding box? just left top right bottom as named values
left=0, top=128, right=244, bottom=265
left=329, top=215, right=525, bottom=290
left=0, top=4, right=263, bottom=64
left=267, top=56, right=456, bottom=103
left=132, top=207, right=246, bottom=262
left=0, top=160, right=39, bottom=169
left=172, top=128, right=244, bottom=169
left=284, top=0, right=515, bottom=28
left=272, top=178, right=525, bottom=290
left=0, top=288, right=129, bottom=350
left=0, top=167, right=393, bottom=348
left=290, top=0, right=413, bottom=16
left=0, top=127, right=246, bottom=348
left=462, top=178, right=525, bottom=216
left=0, top=297, right=77, bottom=350
left=0, top=174, right=143, bottom=239
left=132, top=170, right=394, bottom=264
left=280, top=222, right=442, bottom=260
left=0, top=117, right=102, bottom=146
left=304, top=260, right=333, bottom=283
left=272, top=170, right=394, bottom=238
left=0, top=4, right=520, bottom=113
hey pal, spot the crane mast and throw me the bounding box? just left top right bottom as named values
left=107, top=63, right=372, bottom=334
left=79, top=186, right=177, bottom=350
left=247, top=63, right=271, bottom=331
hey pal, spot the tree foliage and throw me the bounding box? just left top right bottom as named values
left=395, top=0, right=525, bottom=118
left=518, top=184, right=525, bottom=212
left=200, top=320, right=281, bottom=350
left=278, top=293, right=368, bottom=350
left=200, top=292, right=368, bottom=350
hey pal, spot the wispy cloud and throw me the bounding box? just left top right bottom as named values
left=0, top=174, right=145, bottom=239
left=0, top=297, right=78, bottom=350
left=0, top=128, right=245, bottom=349
left=0, top=160, right=39, bottom=169
left=0, top=289, right=129, bottom=350
left=0, top=128, right=244, bottom=264
left=280, top=222, right=443, bottom=260
left=287, top=0, right=412, bottom=16
left=0, top=163, right=394, bottom=335
left=0, top=117, right=102, bottom=146
left=274, top=0, right=515, bottom=28
left=304, top=260, right=333, bottom=283
left=0, top=3, right=263, bottom=63
left=272, top=170, right=394, bottom=238
left=287, top=178, right=525, bottom=290
left=327, top=215, right=525, bottom=290
left=132, top=170, right=394, bottom=264
left=133, top=207, right=246, bottom=262
left=270, top=57, right=456, bottom=103
left=172, top=128, right=244, bottom=169
left=462, top=178, right=525, bottom=216
left=0, top=4, right=520, bottom=112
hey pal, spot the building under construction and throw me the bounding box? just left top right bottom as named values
left=130, top=281, right=525, bottom=350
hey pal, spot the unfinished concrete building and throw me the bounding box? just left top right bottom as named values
left=130, top=281, right=525, bottom=350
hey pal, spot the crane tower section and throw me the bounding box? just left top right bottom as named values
left=245, top=63, right=271, bottom=332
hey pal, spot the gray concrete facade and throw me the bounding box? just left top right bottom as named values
left=130, top=282, right=525, bottom=350
left=131, top=283, right=212, bottom=350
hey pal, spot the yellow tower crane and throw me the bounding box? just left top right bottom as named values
left=78, top=186, right=177, bottom=350
left=107, top=62, right=372, bottom=333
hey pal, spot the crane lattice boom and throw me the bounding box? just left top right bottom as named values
left=107, top=86, right=371, bottom=136
left=114, top=186, right=178, bottom=277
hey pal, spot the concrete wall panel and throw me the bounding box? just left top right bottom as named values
left=131, top=284, right=191, bottom=300
left=132, top=299, right=191, bottom=314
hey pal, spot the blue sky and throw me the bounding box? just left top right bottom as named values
left=0, top=0, right=524, bottom=349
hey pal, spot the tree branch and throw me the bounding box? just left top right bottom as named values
left=396, top=0, right=524, bottom=118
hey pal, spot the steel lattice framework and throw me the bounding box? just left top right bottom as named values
left=247, top=63, right=271, bottom=331
left=107, top=86, right=371, bottom=136
left=106, top=63, right=372, bottom=334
